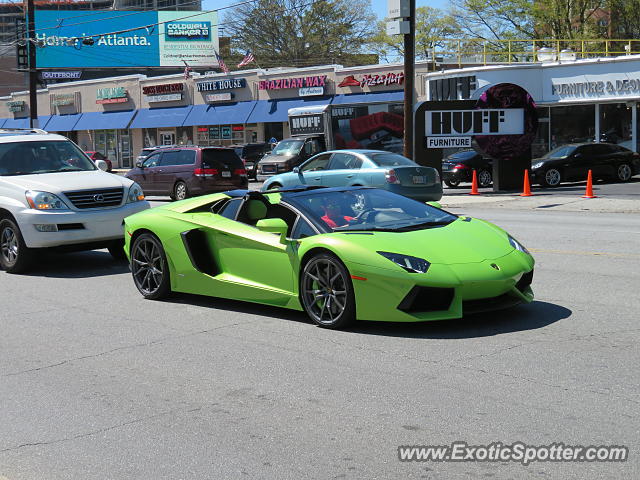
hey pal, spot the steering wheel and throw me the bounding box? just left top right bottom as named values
left=351, top=208, right=377, bottom=224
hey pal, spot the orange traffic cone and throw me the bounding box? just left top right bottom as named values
left=520, top=169, right=533, bottom=197
left=470, top=170, right=480, bottom=195
left=582, top=169, right=597, bottom=198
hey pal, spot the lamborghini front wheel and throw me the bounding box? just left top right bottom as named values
left=131, top=233, right=171, bottom=300
left=301, top=253, right=356, bottom=329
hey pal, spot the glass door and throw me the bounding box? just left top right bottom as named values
left=118, top=130, right=132, bottom=168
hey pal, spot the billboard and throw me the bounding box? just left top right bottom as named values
left=34, top=10, right=219, bottom=68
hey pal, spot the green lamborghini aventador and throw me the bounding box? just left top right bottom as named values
left=123, top=186, right=534, bottom=329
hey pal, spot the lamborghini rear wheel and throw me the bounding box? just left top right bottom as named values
left=301, top=253, right=355, bottom=329
left=131, top=233, right=171, bottom=300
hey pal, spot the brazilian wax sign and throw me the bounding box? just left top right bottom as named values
left=34, top=10, right=219, bottom=68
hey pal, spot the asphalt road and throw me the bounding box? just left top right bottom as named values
left=1, top=207, right=639, bottom=479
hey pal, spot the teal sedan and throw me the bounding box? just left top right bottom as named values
left=260, top=150, right=443, bottom=201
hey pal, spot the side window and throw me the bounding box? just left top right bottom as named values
left=576, top=146, right=593, bottom=157
left=329, top=153, right=362, bottom=170
left=178, top=150, right=196, bottom=165
left=218, top=198, right=242, bottom=220
left=304, top=139, right=321, bottom=156
left=290, top=216, right=317, bottom=240
left=160, top=151, right=181, bottom=166
left=300, top=153, right=332, bottom=172
left=143, top=153, right=162, bottom=167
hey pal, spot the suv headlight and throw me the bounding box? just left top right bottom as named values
left=25, top=191, right=69, bottom=210
left=508, top=235, right=530, bottom=254
left=127, top=182, right=145, bottom=203
left=378, top=251, right=430, bottom=273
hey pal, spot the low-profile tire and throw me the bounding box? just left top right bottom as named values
left=477, top=169, right=493, bottom=188
left=173, top=181, right=189, bottom=201
left=107, top=239, right=127, bottom=261
left=444, top=180, right=460, bottom=188
left=0, top=218, right=33, bottom=274
left=267, top=182, right=282, bottom=191
left=130, top=233, right=171, bottom=300
left=300, top=252, right=356, bottom=329
left=616, top=163, right=633, bottom=182
left=541, top=168, right=562, bottom=188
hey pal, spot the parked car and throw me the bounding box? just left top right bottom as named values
left=261, top=149, right=442, bottom=202
left=232, top=143, right=270, bottom=180
left=531, top=142, right=640, bottom=187
left=256, top=135, right=326, bottom=181
left=0, top=128, right=149, bottom=273
left=84, top=151, right=112, bottom=172
left=125, top=146, right=248, bottom=201
left=441, top=150, right=493, bottom=188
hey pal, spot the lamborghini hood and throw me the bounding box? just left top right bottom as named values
left=329, top=217, right=515, bottom=265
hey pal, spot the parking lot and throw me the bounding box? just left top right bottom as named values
left=1, top=191, right=639, bottom=479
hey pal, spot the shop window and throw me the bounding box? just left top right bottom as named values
left=550, top=105, right=595, bottom=148
left=143, top=128, right=157, bottom=147
left=176, top=126, right=194, bottom=145
left=600, top=103, right=632, bottom=150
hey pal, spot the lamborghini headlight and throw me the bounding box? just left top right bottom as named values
left=531, top=162, right=544, bottom=170
left=508, top=235, right=530, bottom=255
left=127, top=182, right=145, bottom=203
left=377, top=251, right=430, bottom=273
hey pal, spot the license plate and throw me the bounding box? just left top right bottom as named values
left=412, top=175, right=427, bottom=184
left=262, top=165, right=276, bottom=173
left=221, top=171, right=231, bottom=178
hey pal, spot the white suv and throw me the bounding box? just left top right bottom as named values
left=0, top=129, right=149, bottom=273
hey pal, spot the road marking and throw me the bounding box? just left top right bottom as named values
left=529, top=248, right=640, bottom=259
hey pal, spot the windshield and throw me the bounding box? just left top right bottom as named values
left=447, top=150, right=476, bottom=161
left=272, top=139, right=304, bottom=156
left=0, top=140, right=97, bottom=176
left=368, top=152, right=415, bottom=167
left=287, top=189, right=457, bottom=232
left=543, top=145, right=576, bottom=159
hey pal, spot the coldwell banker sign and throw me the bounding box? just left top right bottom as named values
left=425, top=109, right=524, bottom=148
left=34, top=10, right=218, bottom=68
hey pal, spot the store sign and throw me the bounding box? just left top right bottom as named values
left=51, top=93, right=76, bottom=106
left=147, top=93, right=183, bottom=102
left=34, top=11, right=218, bottom=68
left=338, top=72, right=404, bottom=88
left=298, top=87, right=324, bottom=97
left=197, top=78, right=246, bottom=92
left=221, top=125, right=232, bottom=139
left=426, top=137, right=472, bottom=148
left=142, top=83, right=184, bottom=95
left=7, top=100, right=25, bottom=112
left=96, top=87, right=128, bottom=104
left=331, top=106, right=355, bottom=119
left=552, top=78, right=640, bottom=97
left=258, top=75, right=326, bottom=90
left=290, top=114, right=324, bottom=136
left=42, top=71, right=82, bottom=80
left=428, top=76, right=477, bottom=101
left=205, top=93, right=234, bottom=102
left=209, top=126, right=220, bottom=139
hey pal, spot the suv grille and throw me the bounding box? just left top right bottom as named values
left=63, top=187, right=124, bottom=209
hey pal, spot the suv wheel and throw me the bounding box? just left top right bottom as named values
left=173, top=181, right=188, bottom=201
left=0, top=218, right=33, bottom=273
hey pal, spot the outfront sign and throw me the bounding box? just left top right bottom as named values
left=34, top=10, right=219, bottom=68
left=41, top=71, right=82, bottom=80
left=289, top=114, right=324, bottom=135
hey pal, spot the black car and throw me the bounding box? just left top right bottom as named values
left=441, top=150, right=493, bottom=188
left=232, top=143, right=270, bottom=180
left=531, top=143, right=640, bottom=187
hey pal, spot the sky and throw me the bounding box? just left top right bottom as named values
left=203, top=0, right=450, bottom=21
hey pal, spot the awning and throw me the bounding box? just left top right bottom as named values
left=45, top=113, right=82, bottom=132
left=246, top=97, right=334, bottom=123
left=3, top=116, right=51, bottom=129
left=331, top=90, right=404, bottom=105
left=183, top=101, right=257, bottom=126
left=0, top=118, right=6, bottom=127
left=74, top=110, right=137, bottom=131
left=129, top=106, right=192, bottom=129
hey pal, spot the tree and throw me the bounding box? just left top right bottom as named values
left=368, top=6, right=461, bottom=62
left=223, top=0, right=376, bottom=68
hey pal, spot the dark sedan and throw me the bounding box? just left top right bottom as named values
left=441, top=150, right=493, bottom=188
left=531, top=143, right=640, bottom=187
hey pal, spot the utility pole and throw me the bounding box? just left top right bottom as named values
left=387, top=0, right=415, bottom=159
left=402, top=0, right=415, bottom=159
left=25, top=0, right=38, bottom=128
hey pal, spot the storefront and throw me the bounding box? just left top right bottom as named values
left=424, top=56, right=640, bottom=157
